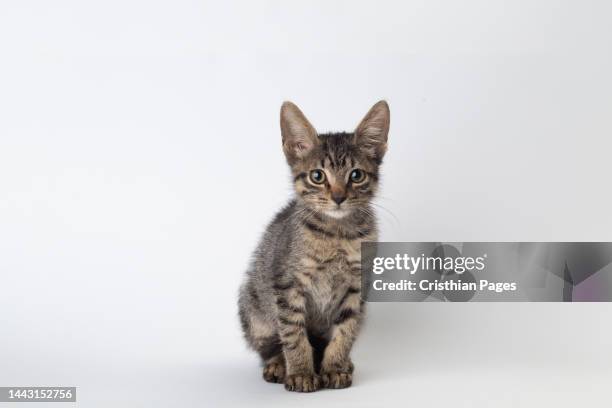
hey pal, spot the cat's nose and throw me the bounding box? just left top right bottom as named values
left=331, top=193, right=347, bottom=205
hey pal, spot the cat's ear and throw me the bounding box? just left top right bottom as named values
left=354, top=100, right=390, bottom=161
left=280, top=101, right=319, bottom=163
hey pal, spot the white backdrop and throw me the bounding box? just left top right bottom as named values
left=1, top=1, right=611, bottom=407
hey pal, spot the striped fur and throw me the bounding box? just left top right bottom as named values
left=239, top=101, right=389, bottom=392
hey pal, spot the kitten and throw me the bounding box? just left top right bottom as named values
left=238, top=101, right=390, bottom=392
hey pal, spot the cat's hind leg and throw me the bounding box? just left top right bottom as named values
left=262, top=353, right=285, bottom=383
left=252, top=329, right=285, bottom=383
left=238, top=298, right=285, bottom=383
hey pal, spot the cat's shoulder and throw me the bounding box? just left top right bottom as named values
left=271, top=199, right=298, bottom=224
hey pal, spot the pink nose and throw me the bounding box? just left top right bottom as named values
left=331, top=193, right=347, bottom=205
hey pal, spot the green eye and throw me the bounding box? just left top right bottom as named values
left=350, top=169, right=366, bottom=183
left=309, top=169, right=326, bottom=184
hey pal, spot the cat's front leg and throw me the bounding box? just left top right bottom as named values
left=275, top=284, right=320, bottom=392
left=320, top=285, right=363, bottom=389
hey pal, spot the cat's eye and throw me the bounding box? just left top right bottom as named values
left=309, top=169, right=326, bottom=184
left=350, top=169, right=366, bottom=183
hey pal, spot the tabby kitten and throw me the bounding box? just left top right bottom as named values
left=238, top=101, right=390, bottom=392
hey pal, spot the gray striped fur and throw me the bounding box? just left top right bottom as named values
left=238, top=101, right=390, bottom=392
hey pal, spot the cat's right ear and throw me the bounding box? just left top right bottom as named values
left=280, top=101, right=318, bottom=164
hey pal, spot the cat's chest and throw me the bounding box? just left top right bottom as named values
left=313, top=238, right=361, bottom=264
left=300, top=238, right=362, bottom=313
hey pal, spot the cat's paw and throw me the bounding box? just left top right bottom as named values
left=263, top=361, right=285, bottom=383
left=320, top=370, right=353, bottom=389
left=284, top=373, right=321, bottom=393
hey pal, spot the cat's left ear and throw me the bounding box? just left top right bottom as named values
left=354, top=100, right=390, bottom=161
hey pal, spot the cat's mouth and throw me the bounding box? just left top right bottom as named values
left=323, top=207, right=351, bottom=219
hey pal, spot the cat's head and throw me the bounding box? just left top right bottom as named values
left=280, top=101, right=390, bottom=219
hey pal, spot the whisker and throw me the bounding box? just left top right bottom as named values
left=369, top=201, right=402, bottom=229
